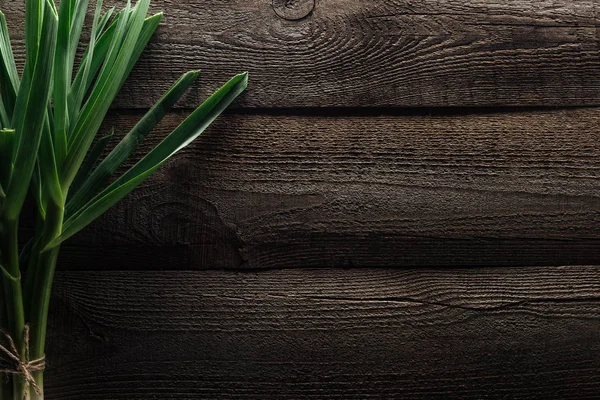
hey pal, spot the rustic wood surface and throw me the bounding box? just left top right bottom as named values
left=45, top=267, right=600, bottom=399
left=2, top=0, right=600, bottom=398
left=4, top=0, right=600, bottom=107
left=59, top=108, right=600, bottom=269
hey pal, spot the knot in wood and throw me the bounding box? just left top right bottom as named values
left=272, top=0, right=315, bottom=21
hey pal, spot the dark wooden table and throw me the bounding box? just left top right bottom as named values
left=4, top=0, right=600, bottom=398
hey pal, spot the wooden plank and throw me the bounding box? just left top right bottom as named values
left=3, top=0, right=600, bottom=108
left=45, top=267, right=600, bottom=399
left=59, top=108, right=600, bottom=269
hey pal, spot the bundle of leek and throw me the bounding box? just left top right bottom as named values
left=0, top=0, right=247, bottom=398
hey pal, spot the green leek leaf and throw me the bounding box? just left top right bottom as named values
left=62, top=0, right=151, bottom=189
left=67, top=0, right=106, bottom=131
left=47, top=72, right=247, bottom=249
left=69, top=129, right=113, bottom=196
left=67, top=0, right=90, bottom=71
left=24, top=0, right=45, bottom=71
left=0, top=12, right=19, bottom=124
left=2, top=4, right=58, bottom=220
left=39, top=118, right=64, bottom=205
left=66, top=70, right=199, bottom=214
left=53, top=0, right=76, bottom=164
left=0, top=97, right=9, bottom=129
left=122, top=12, right=162, bottom=88
left=96, top=7, right=116, bottom=38
left=0, top=128, right=15, bottom=190
left=31, top=162, right=45, bottom=218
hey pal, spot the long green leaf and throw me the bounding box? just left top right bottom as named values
left=53, top=0, right=76, bottom=164
left=48, top=72, right=248, bottom=249
left=68, top=11, right=159, bottom=126
left=0, top=97, right=9, bottom=128
left=93, top=2, right=131, bottom=87
left=0, top=128, right=15, bottom=190
left=69, top=129, right=113, bottom=196
left=0, top=12, right=19, bottom=124
left=2, top=3, right=58, bottom=220
left=39, top=118, right=63, bottom=205
left=66, top=70, right=199, bottom=214
left=122, top=12, right=162, bottom=88
left=62, top=0, right=152, bottom=190
left=96, top=7, right=116, bottom=39
left=31, top=162, right=45, bottom=218
left=24, top=0, right=45, bottom=72
left=67, top=0, right=90, bottom=73
left=67, top=0, right=107, bottom=130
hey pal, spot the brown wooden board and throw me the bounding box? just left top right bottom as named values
left=45, top=267, right=600, bottom=399
left=1, top=0, right=598, bottom=398
left=3, top=0, right=600, bottom=108
left=56, top=108, right=600, bottom=270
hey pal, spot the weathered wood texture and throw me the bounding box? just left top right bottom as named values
left=57, top=108, right=600, bottom=269
left=45, top=267, right=600, bottom=399
left=2, top=0, right=599, bottom=398
left=4, top=0, right=600, bottom=107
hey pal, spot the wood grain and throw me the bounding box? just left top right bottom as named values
left=44, top=267, right=600, bottom=399
left=1, top=1, right=597, bottom=398
left=3, top=0, right=600, bottom=107
left=57, top=108, right=600, bottom=269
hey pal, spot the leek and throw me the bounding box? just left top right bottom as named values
left=0, top=1, right=247, bottom=398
